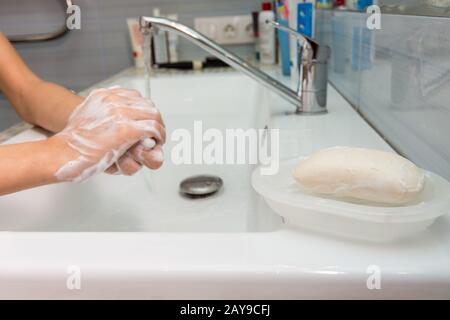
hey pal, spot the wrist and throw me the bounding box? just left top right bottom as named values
left=42, top=135, right=79, bottom=183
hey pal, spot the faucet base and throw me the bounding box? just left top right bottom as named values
left=287, top=109, right=328, bottom=116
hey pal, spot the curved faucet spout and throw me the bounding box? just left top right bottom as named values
left=139, top=16, right=328, bottom=114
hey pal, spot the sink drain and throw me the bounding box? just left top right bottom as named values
left=179, top=175, right=223, bottom=198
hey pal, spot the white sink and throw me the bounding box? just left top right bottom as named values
left=0, top=68, right=449, bottom=299
left=0, top=71, right=280, bottom=233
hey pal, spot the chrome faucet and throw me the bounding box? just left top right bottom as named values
left=139, top=16, right=330, bottom=114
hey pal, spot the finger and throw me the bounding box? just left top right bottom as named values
left=111, top=106, right=163, bottom=125
left=130, top=144, right=164, bottom=170
left=101, top=93, right=137, bottom=104
left=118, top=99, right=165, bottom=126
left=115, top=152, right=143, bottom=176
left=105, top=164, right=119, bottom=175
left=108, top=88, right=142, bottom=98
left=132, top=119, right=166, bottom=144
left=140, top=138, right=156, bottom=150
left=93, top=93, right=163, bottom=124
left=100, top=93, right=149, bottom=105
left=89, top=87, right=109, bottom=96
left=89, top=88, right=142, bottom=102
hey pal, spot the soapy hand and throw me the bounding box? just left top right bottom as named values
left=50, top=87, right=166, bottom=182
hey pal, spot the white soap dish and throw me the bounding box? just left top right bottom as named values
left=251, top=158, right=450, bottom=242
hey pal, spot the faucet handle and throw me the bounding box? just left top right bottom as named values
left=267, top=20, right=332, bottom=65
left=266, top=20, right=320, bottom=59
left=267, top=19, right=330, bottom=114
left=266, top=21, right=317, bottom=44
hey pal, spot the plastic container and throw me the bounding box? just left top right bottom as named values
left=276, top=1, right=290, bottom=75
left=258, top=2, right=276, bottom=64
left=287, top=0, right=315, bottom=87
left=152, top=8, right=169, bottom=64
left=317, top=0, right=333, bottom=9
left=127, top=18, right=145, bottom=68
left=252, top=158, right=450, bottom=242
left=277, top=18, right=291, bottom=76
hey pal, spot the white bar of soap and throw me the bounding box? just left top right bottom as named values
left=293, top=147, right=425, bottom=204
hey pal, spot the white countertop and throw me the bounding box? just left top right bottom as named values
left=0, top=68, right=449, bottom=299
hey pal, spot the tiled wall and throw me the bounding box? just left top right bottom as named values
left=0, top=0, right=262, bottom=130
left=316, top=10, right=450, bottom=179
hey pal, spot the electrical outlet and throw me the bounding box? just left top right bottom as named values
left=194, top=15, right=255, bottom=45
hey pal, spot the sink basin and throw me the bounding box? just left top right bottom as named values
left=0, top=71, right=282, bottom=232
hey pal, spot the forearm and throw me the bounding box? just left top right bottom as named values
left=0, top=137, right=70, bottom=195
left=14, top=80, right=83, bottom=132
left=0, top=32, right=82, bottom=132
left=0, top=87, right=166, bottom=195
